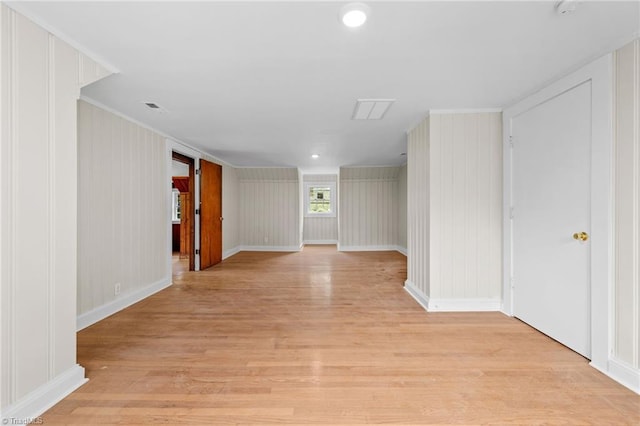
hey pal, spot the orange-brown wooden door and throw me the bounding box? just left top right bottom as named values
left=200, top=160, right=222, bottom=269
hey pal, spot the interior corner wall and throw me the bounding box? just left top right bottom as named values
left=303, top=174, right=338, bottom=243
left=612, top=38, right=640, bottom=380
left=397, top=164, right=408, bottom=252
left=0, top=5, right=110, bottom=419
left=339, top=167, right=400, bottom=250
left=406, top=112, right=502, bottom=311
left=221, top=164, right=240, bottom=257
left=406, top=118, right=431, bottom=303
left=238, top=168, right=300, bottom=249
left=77, top=100, right=170, bottom=323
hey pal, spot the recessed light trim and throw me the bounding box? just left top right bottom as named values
left=311, top=154, right=320, bottom=159
left=340, top=3, right=370, bottom=28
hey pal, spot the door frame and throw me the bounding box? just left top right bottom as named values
left=502, top=54, right=612, bottom=371
left=172, top=151, right=196, bottom=271
left=167, top=140, right=201, bottom=271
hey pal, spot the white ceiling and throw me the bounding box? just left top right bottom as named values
left=10, top=1, right=640, bottom=170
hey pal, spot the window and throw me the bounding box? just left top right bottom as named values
left=172, top=188, right=181, bottom=222
left=305, top=182, right=336, bottom=217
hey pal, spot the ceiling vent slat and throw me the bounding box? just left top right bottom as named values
left=352, top=99, right=395, bottom=120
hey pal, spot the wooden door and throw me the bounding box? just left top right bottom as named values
left=179, top=192, right=192, bottom=260
left=200, top=160, right=222, bottom=269
left=511, top=81, right=592, bottom=358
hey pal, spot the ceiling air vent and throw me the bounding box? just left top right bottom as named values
left=352, top=99, right=395, bottom=120
left=143, top=102, right=167, bottom=113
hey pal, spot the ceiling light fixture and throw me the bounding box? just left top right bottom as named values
left=311, top=154, right=320, bottom=159
left=340, top=3, right=370, bottom=28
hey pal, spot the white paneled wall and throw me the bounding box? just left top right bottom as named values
left=77, top=100, right=170, bottom=324
left=397, top=164, right=408, bottom=253
left=303, top=174, right=338, bottom=243
left=613, top=39, right=640, bottom=389
left=238, top=168, right=300, bottom=250
left=0, top=5, right=110, bottom=419
left=221, top=164, right=240, bottom=257
left=405, top=112, right=502, bottom=311
left=339, top=167, right=400, bottom=250
left=406, top=119, right=431, bottom=302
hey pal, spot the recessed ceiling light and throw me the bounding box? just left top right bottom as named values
left=340, top=3, right=370, bottom=28
left=311, top=154, right=320, bottom=159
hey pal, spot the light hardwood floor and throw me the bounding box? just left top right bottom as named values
left=43, top=246, right=639, bottom=424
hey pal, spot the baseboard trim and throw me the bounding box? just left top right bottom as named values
left=77, top=277, right=171, bottom=331
left=396, top=246, right=407, bottom=256
left=0, top=364, right=87, bottom=422
left=239, top=245, right=302, bottom=252
left=222, top=246, right=241, bottom=260
left=403, top=281, right=501, bottom=312
left=404, top=280, right=430, bottom=311
left=593, top=357, right=640, bottom=394
left=303, top=240, right=338, bottom=245
left=426, top=298, right=502, bottom=312
left=339, top=245, right=400, bottom=252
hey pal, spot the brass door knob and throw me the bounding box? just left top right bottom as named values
left=573, top=231, right=589, bottom=242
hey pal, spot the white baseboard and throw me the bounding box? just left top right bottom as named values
left=77, top=277, right=171, bottom=331
left=222, top=246, right=241, bottom=260
left=426, top=298, right=502, bottom=312
left=339, top=244, right=400, bottom=252
left=594, top=357, right=640, bottom=394
left=239, top=245, right=302, bottom=252
left=303, top=240, right=338, bottom=245
left=0, top=364, right=87, bottom=423
left=404, top=280, right=430, bottom=311
left=404, top=280, right=500, bottom=312
left=396, top=246, right=407, bottom=256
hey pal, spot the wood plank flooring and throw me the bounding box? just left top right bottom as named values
left=43, top=246, right=639, bottom=424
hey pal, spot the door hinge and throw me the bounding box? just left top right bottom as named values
left=509, top=135, right=514, bottom=148
left=196, top=169, right=201, bottom=175
left=195, top=249, right=200, bottom=255
left=195, top=208, right=200, bottom=215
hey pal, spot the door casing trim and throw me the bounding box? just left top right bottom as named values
left=502, top=54, right=613, bottom=371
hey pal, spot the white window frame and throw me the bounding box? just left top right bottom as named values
left=304, top=182, right=336, bottom=218
left=171, top=188, right=181, bottom=223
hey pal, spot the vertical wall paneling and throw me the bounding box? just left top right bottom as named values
left=613, top=39, right=640, bottom=391
left=76, top=100, right=170, bottom=328
left=303, top=174, right=338, bottom=243
left=405, top=118, right=430, bottom=305
left=237, top=168, right=300, bottom=250
left=339, top=167, right=401, bottom=251
left=222, top=164, right=240, bottom=258
left=397, top=164, right=408, bottom=253
left=0, top=4, right=111, bottom=420
left=405, top=112, right=502, bottom=312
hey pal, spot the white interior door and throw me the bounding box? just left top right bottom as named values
left=511, top=81, right=591, bottom=358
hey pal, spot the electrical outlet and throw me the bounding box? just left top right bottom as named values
left=264, top=236, right=269, bottom=243
left=114, top=282, right=121, bottom=296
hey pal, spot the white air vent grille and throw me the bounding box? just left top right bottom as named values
left=352, top=99, right=395, bottom=120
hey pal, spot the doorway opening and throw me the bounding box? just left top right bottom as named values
left=172, top=151, right=196, bottom=274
